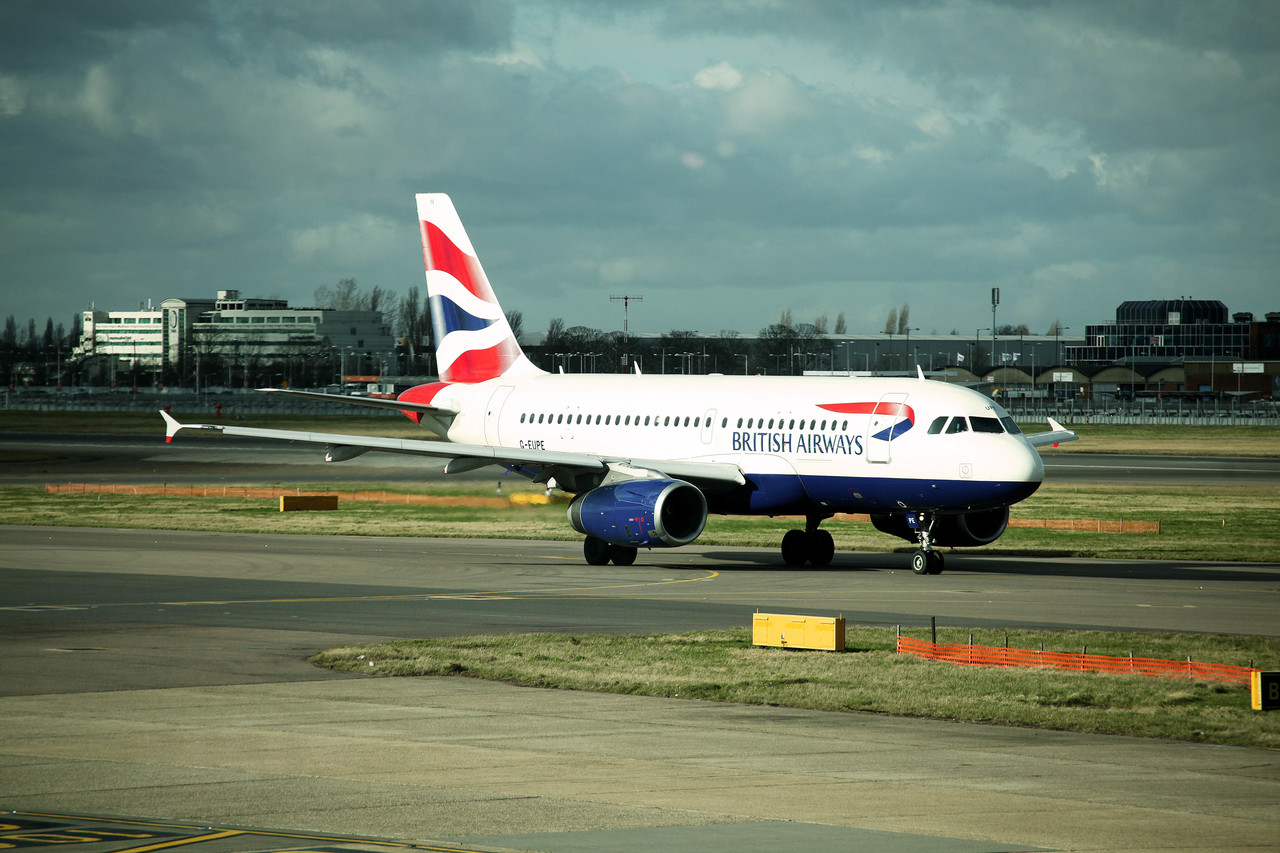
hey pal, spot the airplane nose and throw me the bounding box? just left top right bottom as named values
left=1021, top=440, right=1045, bottom=483
left=989, top=439, right=1044, bottom=506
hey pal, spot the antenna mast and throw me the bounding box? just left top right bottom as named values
left=610, top=294, right=643, bottom=373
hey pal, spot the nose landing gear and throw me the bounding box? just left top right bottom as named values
left=911, top=512, right=945, bottom=575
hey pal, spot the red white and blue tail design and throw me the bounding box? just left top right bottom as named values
left=418, top=194, right=543, bottom=384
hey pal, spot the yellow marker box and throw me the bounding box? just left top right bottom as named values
left=752, top=612, right=845, bottom=651
left=1251, top=671, right=1279, bottom=711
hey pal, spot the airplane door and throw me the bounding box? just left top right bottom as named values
left=700, top=408, right=717, bottom=444
left=866, top=393, right=909, bottom=464
left=484, top=385, right=514, bottom=445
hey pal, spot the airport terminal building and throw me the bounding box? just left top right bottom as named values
left=74, top=290, right=394, bottom=387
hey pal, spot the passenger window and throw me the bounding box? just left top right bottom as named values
left=945, top=417, right=968, bottom=434
left=927, top=416, right=947, bottom=434
left=971, top=417, right=1004, bottom=434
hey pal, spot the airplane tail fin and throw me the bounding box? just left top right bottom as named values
left=417, top=193, right=543, bottom=384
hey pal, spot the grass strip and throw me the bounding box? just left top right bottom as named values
left=311, top=627, right=1280, bottom=749
left=3, top=481, right=1278, bottom=561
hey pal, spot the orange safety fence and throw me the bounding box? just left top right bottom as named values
left=897, top=634, right=1257, bottom=687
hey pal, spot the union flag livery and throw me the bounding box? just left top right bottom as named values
left=161, top=193, right=1077, bottom=575
left=418, top=194, right=540, bottom=384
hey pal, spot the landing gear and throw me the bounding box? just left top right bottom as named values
left=911, top=549, right=944, bottom=575
left=780, top=514, right=835, bottom=567
left=911, top=512, right=945, bottom=575
left=583, top=536, right=638, bottom=566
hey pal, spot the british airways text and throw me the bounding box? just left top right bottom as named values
left=732, top=430, right=864, bottom=456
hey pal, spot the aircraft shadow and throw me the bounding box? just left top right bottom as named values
left=689, top=549, right=1279, bottom=583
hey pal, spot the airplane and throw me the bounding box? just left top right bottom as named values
left=161, top=193, right=1077, bottom=574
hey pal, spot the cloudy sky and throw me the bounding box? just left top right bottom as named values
left=2, top=0, right=1277, bottom=343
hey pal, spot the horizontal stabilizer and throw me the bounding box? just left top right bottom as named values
left=258, top=387, right=459, bottom=417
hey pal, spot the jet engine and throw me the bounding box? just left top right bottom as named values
left=568, top=478, right=707, bottom=548
left=870, top=506, right=1010, bottom=547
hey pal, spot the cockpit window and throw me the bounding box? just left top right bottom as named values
left=944, top=417, right=968, bottom=434
left=970, top=416, right=1004, bottom=434
left=1000, top=417, right=1022, bottom=435
left=927, top=416, right=947, bottom=434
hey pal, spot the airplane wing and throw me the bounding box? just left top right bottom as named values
left=1024, top=417, right=1078, bottom=448
left=159, top=410, right=745, bottom=493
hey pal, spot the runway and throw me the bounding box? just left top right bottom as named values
left=1, top=525, right=1278, bottom=853
left=2, top=432, right=1280, bottom=851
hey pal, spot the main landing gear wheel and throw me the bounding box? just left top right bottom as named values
left=583, top=536, right=639, bottom=566
left=584, top=536, right=612, bottom=566
left=780, top=519, right=835, bottom=567
left=911, top=549, right=945, bottom=575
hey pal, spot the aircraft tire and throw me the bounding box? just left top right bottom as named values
left=781, top=529, right=809, bottom=566
left=809, top=530, right=835, bottom=567
left=611, top=546, right=638, bottom=566
left=927, top=551, right=945, bottom=574
left=911, top=550, right=930, bottom=575
left=584, top=536, right=613, bottom=566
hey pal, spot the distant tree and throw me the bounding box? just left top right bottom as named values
left=1045, top=319, right=1064, bottom=336
left=42, top=318, right=55, bottom=351
left=883, top=307, right=897, bottom=335
left=505, top=310, right=524, bottom=343
left=996, top=323, right=1030, bottom=335
left=779, top=308, right=794, bottom=329
left=834, top=312, right=847, bottom=335
left=757, top=320, right=823, bottom=375
left=814, top=314, right=828, bottom=335
left=2, top=316, right=16, bottom=349
left=896, top=303, right=910, bottom=335
left=397, top=285, right=432, bottom=373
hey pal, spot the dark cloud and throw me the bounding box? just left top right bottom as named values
left=0, top=0, right=1275, bottom=342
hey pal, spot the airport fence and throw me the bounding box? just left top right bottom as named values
left=896, top=633, right=1258, bottom=687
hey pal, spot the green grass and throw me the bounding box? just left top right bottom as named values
left=3, top=481, right=1278, bottom=562
left=312, top=627, right=1280, bottom=749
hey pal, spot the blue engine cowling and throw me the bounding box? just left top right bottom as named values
left=567, top=478, right=707, bottom=548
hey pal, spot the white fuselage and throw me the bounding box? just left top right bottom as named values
left=426, top=372, right=1044, bottom=517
